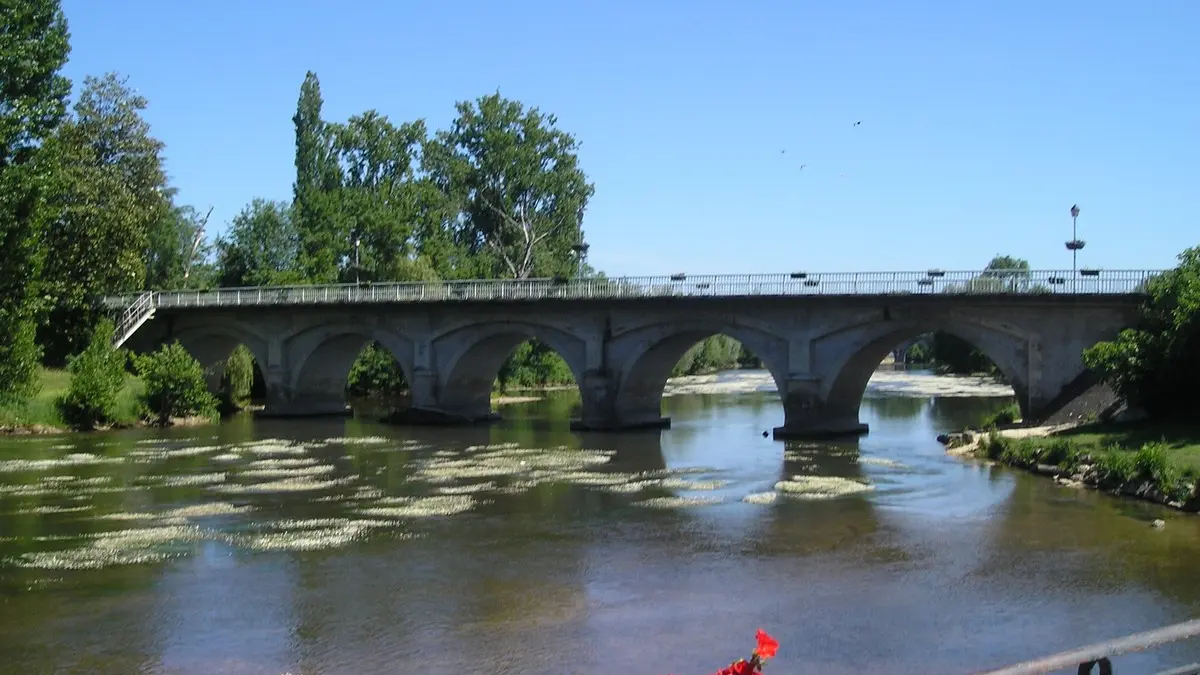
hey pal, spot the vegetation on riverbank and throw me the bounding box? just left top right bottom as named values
left=2, top=334, right=222, bottom=433
left=1083, top=245, right=1200, bottom=420
left=0, top=368, right=143, bottom=431
left=976, top=423, right=1200, bottom=511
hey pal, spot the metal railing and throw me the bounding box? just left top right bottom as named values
left=976, top=618, right=1200, bottom=674
left=112, top=291, right=155, bottom=346
left=102, top=269, right=1162, bottom=310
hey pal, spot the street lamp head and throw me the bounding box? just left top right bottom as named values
left=1070, top=204, right=1080, bottom=218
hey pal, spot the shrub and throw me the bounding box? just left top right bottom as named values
left=981, top=432, right=1009, bottom=460
left=1095, top=450, right=1138, bottom=486
left=133, top=342, right=218, bottom=424
left=56, top=319, right=128, bottom=430
left=982, top=402, right=1021, bottom=429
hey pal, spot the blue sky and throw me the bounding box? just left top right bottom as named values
left=60, top=0, right=1199, bottom=276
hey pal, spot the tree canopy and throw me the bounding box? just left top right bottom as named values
left=1084, top=246, right=1200, bottom=418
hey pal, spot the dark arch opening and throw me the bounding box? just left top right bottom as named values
left=439, top=332, right=585, bottom=425
left=618, top=330, right=784, bottom=431
left=346, top=341, right=411, bottom=416
left=292, top=333, right=412, bottom=417
left=827, top=328, right=1021, bottom=433
left=168, top=334, right=268, bottom=416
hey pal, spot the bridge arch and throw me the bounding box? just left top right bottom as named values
left=817, top=317, right=1028, bottom=427
left=611, top=320, right=790, bottom=428
left=434, top=321, right=589, bottom=421
left=170, top=324, right=271, bottom=394
left=287, top=324, right=416, bottom=415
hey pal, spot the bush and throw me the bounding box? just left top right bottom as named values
left=982, top=402, right=1021, bottom=428
left=56, top=319, right=128, bottom=430
left=347, top=342, right=408, bottom=398
left=219, top=345, right=256, bottom=411
left=133, top=342, right=218, bottom=424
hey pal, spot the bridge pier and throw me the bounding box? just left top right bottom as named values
left=771, top=377, right=869, bottom=440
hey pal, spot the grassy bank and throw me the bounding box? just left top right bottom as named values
left=976, top=422, right=1200, bottom=511
left=0, top=368, right=145, bottom=431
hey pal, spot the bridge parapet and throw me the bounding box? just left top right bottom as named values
left=104, top=269, right=1161, bottom=309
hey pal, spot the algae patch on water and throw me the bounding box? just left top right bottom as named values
left=774, top=476, right=874, bottom=500
left=633, top=496, right=723, bottom=509
left=359, top=494, right=482, bottom=518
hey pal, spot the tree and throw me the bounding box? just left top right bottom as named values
left=145, top=199, right=214, bottom=290
left=218, top=344, right=255, bottom=411
left=38, top=72, right=170, bottom=364
left=346, top=342, right=408, bottom=399
left=0, top=0, right=71, bottom=404
left=292, top=71, right=341, bottom=283
left=133, top=342, right=218, bottom=424
left=424, top=93, right=594, bottom=280
left=215, top=199, right=304, bottom=287
left=1083, top=246, right=1200, bottom=418
left=56, top=318, right=127, bottom=430
left=329, top=111, right=428, bottom=283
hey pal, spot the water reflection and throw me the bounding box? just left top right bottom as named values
left=2, top=389, right=1200, bottom=674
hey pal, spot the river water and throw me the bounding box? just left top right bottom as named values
left=1, top=379, right=1199, bottom=674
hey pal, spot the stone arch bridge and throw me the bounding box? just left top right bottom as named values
left=108, top=270, right=1153, bottom=438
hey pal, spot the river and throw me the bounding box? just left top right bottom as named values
left=1, top=374, right=1199, bottom=674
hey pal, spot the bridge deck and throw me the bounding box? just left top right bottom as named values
left=104, top=270, right=1159, bottom=310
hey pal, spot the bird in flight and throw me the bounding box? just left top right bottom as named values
left=853, top=120, right=862, bottom=127
left=799, top=164, right=807, bottom=171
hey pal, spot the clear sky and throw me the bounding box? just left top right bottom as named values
left=59, top=0, right=1199, bottom=276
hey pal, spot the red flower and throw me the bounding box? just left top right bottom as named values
left=714, top=660, right=754, bottom=675
left=754, top=629, right=779, bottom=659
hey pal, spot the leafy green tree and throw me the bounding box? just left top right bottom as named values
left=218, top=344, right=255, bottom=411
left=424, top=92, right=595, bottom=279
left=346, top=343, right=408, bottom=399
left=215, top=199, right=305, bottom=287
left=495, top=341, right=576, bottom=391
left=133, top=341, right=218, bottom=424
left=329, top=111, right=428, bottom=282
left=0, top=0, right=71, bottom=404
left=145, top=199, right=213, bottom=290
left=1084, top=246, right=1200, bottom=418
left=56, top=318, right=126, bottom=430
left=292, top=71, right=341, bottom=283
left=39, top=72, right=170, bottom=364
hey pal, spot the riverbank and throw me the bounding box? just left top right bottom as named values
left=0, top=368, right=218, bottom=435
left=947, top=421, right=1200, bottom=513
left=0, top=369, right=145, bottom=435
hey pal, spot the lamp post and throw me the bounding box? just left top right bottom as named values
left=571, top=242, right=590, bottom=279
left=354, top=236, right=361, bottom=285
left=1065, top=204, right=1085, bottom=275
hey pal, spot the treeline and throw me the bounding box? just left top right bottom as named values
left=0, top=0, right=608, bottom=409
